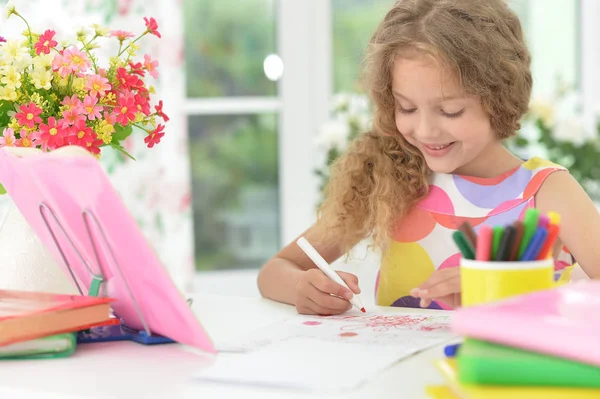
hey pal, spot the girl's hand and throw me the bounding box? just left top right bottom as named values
left=295, top=269, right=361, bottom=315
left=410, top=267, right=461, bottom=308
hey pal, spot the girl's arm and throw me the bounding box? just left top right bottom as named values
left=535, top=171, right=600, bottom=279
left=257, top=226, right=361, bottom=314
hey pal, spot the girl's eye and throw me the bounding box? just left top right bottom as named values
left=397, top=105, right=416, bottom=114
left=442, top=109, right=465, bottom=118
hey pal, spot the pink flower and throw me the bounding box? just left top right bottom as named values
left=86, top=74, right=111, bottom=98
left=16, top=130, right=38, bottom=148
left=144, top=124, right=165, bottom=148
left=38, top=117, right=66, bottom=150
left=52, top=52, right=72, bottom=77
left=103, top=111, right=117, bottom=126
left=109, top=30, right=135, bottom=41
left=15, top=103, right=43, bottom=128
left=62, top=47, right=91, bottom=74
left=143, top=54, right=159, bottom=79
left=34, top=29, right=58, bottom=55
left=144, top=17, right=161, bottom=38
left=115, top=93, right=137, bottom=125
left=62, top=94, right=83, bottom=111
left=0, top=128, right=16, bottom=147
left=0, top=36, right=6, bottom=43
left=82, top=96, right=103, bottom=120
left=61, top=108, right=86, bottom=127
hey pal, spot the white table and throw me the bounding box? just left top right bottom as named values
left=0, top=294, right=455, bottom=399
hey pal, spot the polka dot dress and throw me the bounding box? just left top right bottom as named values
left=375, top=157, right=574, bottom=310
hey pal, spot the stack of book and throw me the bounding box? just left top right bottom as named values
left=426, top=280, right=600, bottom=398
left=0, top=289, right=114, bottom=359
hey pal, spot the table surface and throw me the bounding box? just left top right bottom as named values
left=0, top=294, right=456, bottom=399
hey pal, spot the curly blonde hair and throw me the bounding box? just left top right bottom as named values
left=316, top=0, right=532, bottom=253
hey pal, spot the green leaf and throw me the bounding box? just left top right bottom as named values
left=0, top=101, right=15, bottom=129
left=112, top=124, right=133, bottom=142
left=0, top=183, right=6, bottom=195
left=110, top=142, right=136, bottom=161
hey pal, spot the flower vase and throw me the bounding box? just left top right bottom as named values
left=0, top=194, right=77, bottom=294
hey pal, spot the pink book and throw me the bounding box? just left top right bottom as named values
left=0, top=148, right=215, bottom=353
left=451, top=280, right=600, bottom=366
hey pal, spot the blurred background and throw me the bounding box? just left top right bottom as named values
left=1, top=0, right=597, bottom=297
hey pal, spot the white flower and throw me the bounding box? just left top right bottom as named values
left=0, top=39, right=31, bottom=67
left=529, top=96, right=556, bottom=128
left=315, top=118, right=350, bottom=151
left=4, top=0, right=16, bottom=19
left=553, top=116, right=589, bottom=145
left=30, top=69, right=53, bottom=90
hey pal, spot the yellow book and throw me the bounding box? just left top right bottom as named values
left=425, top=385, right=460, bottom=399
left=431, top=358, right=600, bottom=399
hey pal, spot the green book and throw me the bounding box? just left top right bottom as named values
left=457, top=338, right=600, bottom=388
left=0, top=333, right=76, bottom=360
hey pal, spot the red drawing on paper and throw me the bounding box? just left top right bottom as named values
left=303, top=321, right=322, bottom=326
left=339, top=332, right=358, bottom=337
left=314, top=314, right=450, bottom=333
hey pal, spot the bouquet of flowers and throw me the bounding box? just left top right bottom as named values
left=0, top=1, right=169, bottom=159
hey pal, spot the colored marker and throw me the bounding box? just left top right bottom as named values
left=458, top=221, right=477, bottom=250
left=548, top=211, right=561, bottom=226
left=452, top=230, right=475, bottom=260
left=495, top=225, right=517, bottom=261
left=475, top=225, right=492, bottom=261
left=492, top=226, right=504, bottom=260
left=509, top=221, right=524, bottom=261
left=538, top=212, right=561, bottom=259
left=521, top=227, right=548, bottom=261
left=297, top=237, right=366, bottom=313
left=444, top=343, right=461, bottom=357
left=538, top=214, right=549, bottom=229
left=518, top=208, right=540, bottom=259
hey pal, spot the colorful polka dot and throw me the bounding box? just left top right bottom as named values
left=453, top=167, right=532, bottom=209
left=419, top=185, right=454, bottom=214
left=377, top=242, right=434, bottom=306
left=438, top=252, right=462, bottom=270
left=521, top=157, right=559, bottom=170
left=432, top=214, right=486, bottom=229
left=392, top=206, right=436, bottom=242
left=484, top=201, right=527, bottom=228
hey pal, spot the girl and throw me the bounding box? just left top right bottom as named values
left=257, top=0, right=600, bottom=314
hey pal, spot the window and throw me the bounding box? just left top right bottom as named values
left=183, top=0, right=280, bottom=272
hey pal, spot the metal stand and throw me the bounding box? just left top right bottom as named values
left=38, top=201, right=152, bottom=337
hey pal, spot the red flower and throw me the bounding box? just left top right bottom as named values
left=34, top=30, right=58, bottom=55
left=115, top=93, right=137, bottom=125
left=67, top=120, right=96, bottom=148
left=134, top=93, right=151, bottom=116
left=128, top=61, right=146, bottom=77
left=115, top=67, right=140, bottom=90
left=154, top=100, right=169, bottom=122
left=144, top=124, right=165, bottom=148
left=144, top=17, right=161, bottom=38
left=16, top=103, right=43, bottom=128
left=38, top=117, right=66, bottom=150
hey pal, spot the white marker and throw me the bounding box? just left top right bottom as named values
left=296, top=237, right=366, bottom=313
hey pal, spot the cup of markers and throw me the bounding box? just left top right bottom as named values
left=455, top=209, right=560, bottom=307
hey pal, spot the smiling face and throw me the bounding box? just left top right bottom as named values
left=392, top=53, right=499, bottom=175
